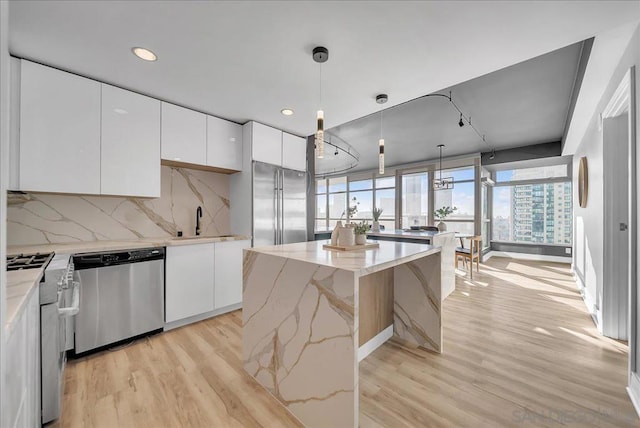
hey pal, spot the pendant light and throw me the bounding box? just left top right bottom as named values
left=376, top=94, right=388, bottom=174
left=313, top=47, right=329, bottom=159
left=434, top=144, right=454, bottom=190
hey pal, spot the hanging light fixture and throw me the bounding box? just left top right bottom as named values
left=376, top=94, right=388, bottom=174
left=434, top=144, right=454, bottom=191
left=313, top=46, right=329, bottom=159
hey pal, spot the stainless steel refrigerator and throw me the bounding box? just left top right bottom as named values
left=253, top=161, right=307, bottom=247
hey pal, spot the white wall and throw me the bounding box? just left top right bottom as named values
left=572, top=23, right=640, bottom=328
left=0, top=0, right=10, bottom=419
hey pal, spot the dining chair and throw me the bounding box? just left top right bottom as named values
left=455, top=235, right=482, bottom=278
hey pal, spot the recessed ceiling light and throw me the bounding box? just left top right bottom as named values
left=281, top=108, right=294, bottom=116
left=132, top=47, right=157, bottom=62
left=113, top=108, right=128, bottom=115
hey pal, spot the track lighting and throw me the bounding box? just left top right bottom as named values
left=458, top=113, right=464, bottom=127
left=335, top=148, right=339, bottom=156
left=489, top=149, right=496, bottom=160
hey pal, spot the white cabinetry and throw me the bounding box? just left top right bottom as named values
left=214, top=239, right=251, bottom=309
left=101, top=84, right=161, bottom=197
left=3, top=290, right=40, bottom=428
left=161, top=102, right=207, bottom=165
left=165, top=243, right=216, bottom=323
left=282, top=132, right=307, bottom=171
left=251, top=122, right=283, bottom=166
left=19, top=60, right=101, bottom=194
left=249, top=122, right=306, bottom=171
left=207, top=115, right=242, bottom=171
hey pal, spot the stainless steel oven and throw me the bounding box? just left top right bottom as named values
left=40, top=253, right=79, bottom=425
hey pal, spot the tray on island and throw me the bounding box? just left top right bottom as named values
left=322, top=242, right=380, bottom=252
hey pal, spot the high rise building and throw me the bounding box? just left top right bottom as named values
left=510, top=168, right=572, bottom=244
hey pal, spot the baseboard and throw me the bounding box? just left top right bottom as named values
left=358, top=324, right=393, bottom=362
left=574, top=272, right=602, bottom=332
left=164, top=303, right=242, bottom=331
left=484, top=251, right=572, bottom=264
left=628, top=376, right=640, bottom=419
left=628, top=386, right=640, bottom=419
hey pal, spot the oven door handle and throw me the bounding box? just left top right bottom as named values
left=59, top=281, right=80, bottom=317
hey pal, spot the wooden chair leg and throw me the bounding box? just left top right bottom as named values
left=470, top=257, right=473, bottom=279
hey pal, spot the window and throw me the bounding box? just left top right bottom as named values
left=434, top=166, right=475, bottom=234
left=315, top=174, right=396, bottom=231
left=375, top=177, right=396, bottom=230
left=492, top=165, right=572, bottom=245
left=401, top=172, right=429, bottom=228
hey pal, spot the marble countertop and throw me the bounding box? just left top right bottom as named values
left=5, top=234, right=251, bottom=330
left=6, top=268, right=44, bottom=333
left=7, top=234, right=251, bottom=256
left=247, top=239, right=440, bottom=276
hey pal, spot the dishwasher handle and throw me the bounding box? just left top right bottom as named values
left=59, top=281, right=80, bottom=317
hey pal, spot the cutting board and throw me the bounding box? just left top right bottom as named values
left=322, top=242, right=380, bottom=251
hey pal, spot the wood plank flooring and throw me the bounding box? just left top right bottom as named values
left=54, top=258, right=638, bottom=427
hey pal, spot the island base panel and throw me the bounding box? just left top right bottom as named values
left=358, top=269, right=394, bottom=346
left=393, top=252, right=442, bottom=353
left=242, top=252, right=358, bottom=427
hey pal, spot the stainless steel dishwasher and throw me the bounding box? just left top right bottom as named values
left=72, top=247, right=165, bottom=355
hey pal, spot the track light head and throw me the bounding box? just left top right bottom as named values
left=458, top=113, right=464, bottom=127
left=489, top=149, right=496, bottom=160
left=335, top=148, right=339, bottom=156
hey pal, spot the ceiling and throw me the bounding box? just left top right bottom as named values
left=321, top=41, right=583, bottom=173
left=8, top=1, right=640, bottom=141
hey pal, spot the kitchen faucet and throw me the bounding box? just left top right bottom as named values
left=196, top=206, right=202, bottom=236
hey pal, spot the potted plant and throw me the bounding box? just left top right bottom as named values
left=372, top=208, right=383, bottom=232
left=433, top=206, right=457, bottom=232
left=353, top=220, right=369, bottom=245
left=340, top=196, right=359, bottom=223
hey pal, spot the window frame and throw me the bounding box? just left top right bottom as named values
left=490, top=162, right=573, bottom=246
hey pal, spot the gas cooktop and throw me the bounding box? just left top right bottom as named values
left=7, top=253, right=54, bottom=271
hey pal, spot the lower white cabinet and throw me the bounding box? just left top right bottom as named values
left=164, top=239, right=250, bottom=325
left=4, top=289, right=40, bottom=428
left=165, top=243, right=215, bottom=323
left=214, top=239, right=251, bottom=309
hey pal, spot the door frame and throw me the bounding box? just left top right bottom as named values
left=604, top=67, right=640, bottom=413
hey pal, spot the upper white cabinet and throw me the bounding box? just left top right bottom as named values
left=282, top=132, right=307, bottom=171
left=165, top=243, right=216, bottom=323
left=19, top=60, right=101, bottom=194
left=161, top=102, right=207, bottom=165
left=214, top=239, right=251, bottom=309
left=251, top=122, right=283, bottom=167
left=101, top=84, right=161, bottom=197
left=207, top=115, right=242, bottom=171
left=249, top=122, right=306, bottom=171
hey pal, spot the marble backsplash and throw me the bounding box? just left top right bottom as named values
left=7, top=166, right=231, bottom=246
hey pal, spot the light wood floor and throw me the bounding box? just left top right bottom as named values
left=54, top=258, right=638, bottom=427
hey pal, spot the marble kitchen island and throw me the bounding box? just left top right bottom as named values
left=242, top=240, right=443, bottom=427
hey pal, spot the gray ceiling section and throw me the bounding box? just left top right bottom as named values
left=319, top=41, right=583, bottom=174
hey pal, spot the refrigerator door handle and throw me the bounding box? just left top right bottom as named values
left=280, top=169, right=285, bottom=244
left=274, top=169, right=279, bottom=245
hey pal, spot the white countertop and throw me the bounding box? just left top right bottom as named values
left=247, top=239, right=440, bottom=276
left=7, top=234, right=251, bottom=256
left=6, top=268, right=44, bottom=333
left=367, top=229, right=455, bottom=240
left=5, top=234, right=251, bottom=330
